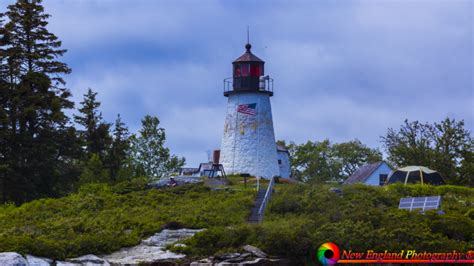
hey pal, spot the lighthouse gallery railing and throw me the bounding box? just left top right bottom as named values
left=257, top=176, right=275, bottom=223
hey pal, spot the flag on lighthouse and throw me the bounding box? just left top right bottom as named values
left=237, top=103, right=257, bottom=115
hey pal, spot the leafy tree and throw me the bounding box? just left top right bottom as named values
left=108, top=114, right=130, bottom=182
left=0, top=0, right=79, bottom=203
left=283, top=139, right=382, bottom=183
left=332, top=140, right=383, bottom=177
left=130, top=115, right=185, bottom=181
left=382, top=118, right=473, bottom=186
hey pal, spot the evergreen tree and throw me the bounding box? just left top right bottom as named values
left=108, top=114, right=130, bottom=182
left=130, top=115, right=185, bottom=180
left=0, top=0, right=79, bottom=203
left=74, top=88, right=111, bottom=161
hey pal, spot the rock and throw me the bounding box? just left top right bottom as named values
left=150, top=176, right=202, bottom=188
left=243, top=245, right=267, bottom=258
left=103, top=228, right=203, bottom=265
left=219, top=253, right=240, bottom=260
left=142, top=228, right=203, bottom=246
left=239, top=253, right=251, bottom=259
left=0, top=252, right=28, bottom=266
left=67, top=254, right=110, bottom=266
left=26, top=255, right=52, bottom=266
left=56, top=262, right=81, bottom=266
left=173, top=243, right=187, bottom=247
left=190, top=258, right=213, bottom=265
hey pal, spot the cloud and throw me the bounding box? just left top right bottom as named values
left=1, top=0, right=472, bottom=167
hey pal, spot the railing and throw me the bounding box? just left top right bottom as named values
left=223, top=77, right=274, bottom=95
left=257, top=177, right=275, bottom=223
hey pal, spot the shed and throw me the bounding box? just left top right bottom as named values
left=276, top=145, right=291, bottom=178
left=344, top=161, right=393, bottom=186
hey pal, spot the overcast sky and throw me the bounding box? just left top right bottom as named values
left=1, top=0, right=473, bottom=166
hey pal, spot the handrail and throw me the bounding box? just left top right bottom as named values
left=257, top=177, right=275, bottom=222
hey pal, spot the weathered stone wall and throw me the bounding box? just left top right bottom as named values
left=277, top=151, right=291, bottom=178
left=220, top=92, right=279, bottom=178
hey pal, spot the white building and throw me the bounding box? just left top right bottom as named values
left=219, top=43, right=282, bottom=179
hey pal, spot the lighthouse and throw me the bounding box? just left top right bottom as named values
left=219, top=42, right=280, bottom=179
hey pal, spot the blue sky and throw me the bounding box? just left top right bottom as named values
left=1, top=0, right=473, bottom=166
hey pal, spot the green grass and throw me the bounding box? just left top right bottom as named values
left=0, top=177, right=472, bottom=265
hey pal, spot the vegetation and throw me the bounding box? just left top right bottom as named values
left=0, top=179, right=471, bottom=264
left=0, top=182, right=254, bottom=259
left=0, top=0, right=183, bottom=204
left=382, top=118, right=473, bottom=186
left=175, top=182, right=473, bottom=264
left=280, top=139, right=382, bottom=183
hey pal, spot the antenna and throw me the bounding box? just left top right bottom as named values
left=247, top=26, right=250, bottom=44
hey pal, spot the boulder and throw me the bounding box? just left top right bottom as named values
left=26, top=255, right=52, bottom=266
left=67, top=254, right=110, bottom=265
left=103, top=228, right=203, bottom=265
left=0, top=252, right=28, bottom=266
left=243, top=245, right=267, bottom=258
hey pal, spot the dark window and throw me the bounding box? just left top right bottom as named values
left=379, top=174, right=388, bottom=186
left=278, top=159, right=282, bottom=165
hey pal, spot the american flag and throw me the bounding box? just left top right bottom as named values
left=237, top=103, right=257, bottom=115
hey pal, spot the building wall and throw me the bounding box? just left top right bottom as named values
left=220, top=92, right=279, bottom=179
left=277, top=151, right=291, bottom=178
left=365, top=163, right=393, bottom=186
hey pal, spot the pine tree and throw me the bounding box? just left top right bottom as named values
left=0, top=0, right=79, bottom=203
left=108, top=114, right=130, bottom=182
left=74, top=88, right=111, bottom=161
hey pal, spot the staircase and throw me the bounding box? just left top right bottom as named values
left=248, top=188, right=267, bottom=223
left=248, top=177, right=275, bottom=224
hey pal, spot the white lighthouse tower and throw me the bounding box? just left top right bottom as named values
left=219, top=42, right=280, bottom=179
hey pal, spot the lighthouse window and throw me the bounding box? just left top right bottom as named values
left=240, top=64, right=250, bottom=77
left=234, top=65, right=241, bottom=77
left=250, top=64, right=262, bottom=77
left=278, top=159, right=282, bottom=165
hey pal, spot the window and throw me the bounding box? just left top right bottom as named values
left=278, top=159, right=282, bottom=165
left=234, top=65, right=241, bottom=77
left=250, top=64, right=262, bottom=77
left=240, top=64, right=249, bottom=77
left=379, top=174, right=388, bottom=186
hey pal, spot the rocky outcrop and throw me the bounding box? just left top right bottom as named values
left=243, top=245, right=267, bottom=258
left=190, top=245, right=288, bottom=265
left=0, top=252, right=28, bottom=266
left=103, top=228, right=203, bottom=265
left=150, top=176, right=202, bottom=188
left=0, top=229, right=203, bottom=266
left=26, top=255, right=53, bottom=266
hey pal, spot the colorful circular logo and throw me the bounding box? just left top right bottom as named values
left=317, top=242, right=340, bottom=265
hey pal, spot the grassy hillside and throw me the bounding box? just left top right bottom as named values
left=0, top=179, right=253, bottom=259
left=0, top=177, right=472, bottom=264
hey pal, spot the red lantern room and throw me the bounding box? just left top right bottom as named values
left=224, top=43, right=273, bottom=97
